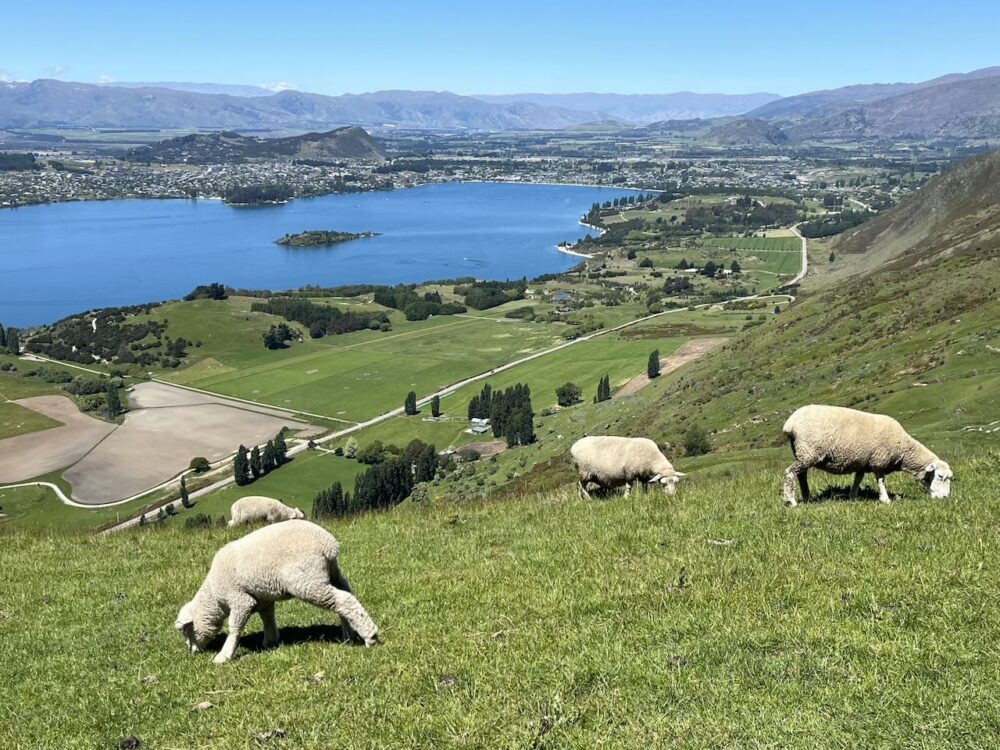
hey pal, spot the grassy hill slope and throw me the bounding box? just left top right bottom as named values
left=619, top=152, right=1000, bottom=464
left=3, top=460, right=999, bottom=748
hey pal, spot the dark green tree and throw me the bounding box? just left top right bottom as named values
left=250, top=445, right=262, bottom=478
left=273, top=431, right=289, bottom=465
left=261, top=440, right=277, bottom=474
left=431, top=394, right=441, bottom=418
left=6, top=327, right=20, bottom=355
left=234, top=445, right=251, bottom=486
left=595, top=374, right=611, bottom=403
left=106, top=384, right=123, bottom=418
left=179, top=475, right=191, bottom=508
left=189, top=456, right=210, bottom=473
left=404, top=391, right=418, bottom=415
left=730, top=260, right=742, bottom=273
left=647, top=350, right=661, bottom=379
left=0, top=323, right=7, bottom=349
left=684, top=424, right=711, bottom=456
left=556, top=382, right=582, bottom=407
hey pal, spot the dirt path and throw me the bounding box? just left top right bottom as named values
left=614, top=338, right=727, bottom=398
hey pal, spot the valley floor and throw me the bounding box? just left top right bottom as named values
left=2, top=459, right=999, bottom=748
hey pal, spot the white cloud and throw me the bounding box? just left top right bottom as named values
left=49, top=65, right=71, bottom=79
left=98, top=74, right=117, bottom=84
left=261, top=81, right=299, bottom=92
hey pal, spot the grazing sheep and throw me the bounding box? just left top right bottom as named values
left=782, top=404, right=953, bottom=506
left=228, top=495, right=305, bottom=527
left=570, top=435, right=685, bottom=498
left=175, top=519, right=379, bottom=663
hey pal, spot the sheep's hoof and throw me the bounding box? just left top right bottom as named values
left=364, top=633, right=380, bottom=648
left=783, top=498, right=798, bottom=508
left=212, top=653, right=231, bottom=665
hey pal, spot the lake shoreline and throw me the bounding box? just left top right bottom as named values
left=1, top=182, right=639, bottom=328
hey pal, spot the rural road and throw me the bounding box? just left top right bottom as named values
left=782, top=223, right=809, bottom=289
left=97, top=285, right=797, bottom=533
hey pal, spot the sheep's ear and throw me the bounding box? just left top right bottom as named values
left=673, top=472, right=687, bottom=479
left=175, top=603, right=194, bottom=630
left=648, top=474, right=662, bottom=483
left=925, top=462, right=937, bottom=475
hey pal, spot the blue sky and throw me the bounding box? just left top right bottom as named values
left=3, top=1, right=999, bottom=96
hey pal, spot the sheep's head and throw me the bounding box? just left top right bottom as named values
left=922, top=461, right=953, bottom=499
left=292, top=507, right=306, bottom=520
left=175, top=600, right=221, bottom=652
left=649, top=471, right=686, bottom=495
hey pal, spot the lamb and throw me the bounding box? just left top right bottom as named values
left=570, top=435, right=685, bottom=498
left=228, top=495, right=305, bottom=527
left=175, top=519, right=379, bottom=663
left=782, top=404, right=953, bottom=506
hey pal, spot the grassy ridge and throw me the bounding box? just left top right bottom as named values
left=2, top=459, right=999, bottom=748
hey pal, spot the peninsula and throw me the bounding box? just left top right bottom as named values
left=275, top=229, right=380, bottom=247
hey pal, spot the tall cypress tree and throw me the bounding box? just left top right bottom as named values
left=0, top=323, right=6, bottom=349
left=647, top=350, right=661, bottom=379
left=234, top=445, right=251, bottom=486
left=467, top=395, right=479, bottom=421
left=431, top=394, right=441, bottom=418
left=179, top=475, right=191, bottom=508
left=404, top=391, right=418, bottom=415
left=106, top=384, right=123, bottom=418
left=5, top=327, right=18, bottom=355
left=261, top=441, right=277, bottom=474
left=250, top=445, right=262, bottom=478
left=273, top=431, right=288, bottom=465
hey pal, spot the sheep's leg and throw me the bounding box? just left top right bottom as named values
left=214, top=597, right=255, bottom=664
left=577, top=479, right=592, bottom=500
left=297, top=584, right=379, bottom=647
left=259, top=602, right=280, bottom=647
left=329, top=562, right=360, bottom=642
left=849, top=471, right=865, bottom=499
left=783, top=462, right=807, bottom=506
left=875, top=473, right=891, bottom=504
left=623, top=481, right=632, bottom=498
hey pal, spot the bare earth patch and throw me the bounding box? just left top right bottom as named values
left=0, top=396, right=116, bottom=484
left=614, top=338, right=728, bottom=398
left=63, top=382, right=319, bottom=504
left=461, top=440, right=507, bottom=458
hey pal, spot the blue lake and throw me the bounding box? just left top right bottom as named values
left=0, top=182, right=633, bottom=327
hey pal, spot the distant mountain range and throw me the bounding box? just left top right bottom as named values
left=472, top=92, right=780, bottom=122
left=3, top=68, right=1000, bottom=139
left=0, top=80, right=601, bottom=131
left=100, top=81, right=277, bottom=97
left=124, top=126, right=385, bottom=164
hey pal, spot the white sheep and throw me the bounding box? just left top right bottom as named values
left=782, top=404, right=953, bottom=506
left=570, top=435, right=685, bottom=498
left=175, top=519, right=379, bottom=663
left=228, top=495, right=305, bottom=527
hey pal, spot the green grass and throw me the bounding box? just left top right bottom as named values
left=3, top=458, right=999, bottom=748
left=170, top=451, right=367, bottom=522
left=0, top=399, right=61, bottom=439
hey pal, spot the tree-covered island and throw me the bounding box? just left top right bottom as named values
left=275, top=229, right=381, bottom=247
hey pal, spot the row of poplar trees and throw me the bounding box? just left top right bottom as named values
left=234, top=431, right=289, bottom=486
left=466, top=382, right=535, bottom=447
left=314, top=439, right=438, bottom=519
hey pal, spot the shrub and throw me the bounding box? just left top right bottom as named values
left=189, top=457, right=211, bottom=473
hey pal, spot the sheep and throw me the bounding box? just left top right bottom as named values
left=570, top=435, right=685, bottom=498
left=175, top=519, right=379, bottom=663
left=782, top=404, right=953, bottom=506
left=228, top=495, right=305, bottom=527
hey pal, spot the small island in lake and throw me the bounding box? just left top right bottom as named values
left=275, top=229, right=381, bottom=247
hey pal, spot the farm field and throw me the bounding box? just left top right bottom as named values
left=4, top=459, right=999, bottom=748
left=0, top=399, right=61, bottom=440
left=153, top=295, right=673, bottom=423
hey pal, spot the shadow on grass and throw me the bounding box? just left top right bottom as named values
left=803, top=486, right=886, bottom=504
left=206, top=622, right=354, bottom=655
